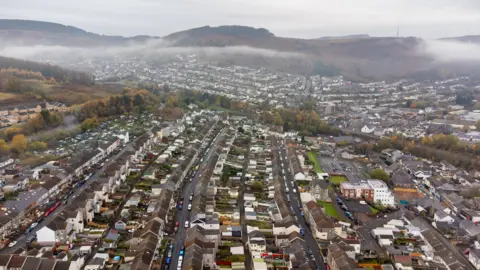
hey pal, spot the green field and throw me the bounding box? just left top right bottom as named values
left=370, top=207, right=380, bottom=214
left=317, top=201, right=342, bottom=220
left=329, top=175, right=348, bottom=185
left=307, top=151, right=324, bottom=173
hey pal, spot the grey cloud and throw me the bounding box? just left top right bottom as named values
left=0, top=40, right=306, bottom=60
left=418, top=40, right=480, bottom=62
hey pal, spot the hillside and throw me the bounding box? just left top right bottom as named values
left=164, top=26, right=433, bottom=80
left=0, top=19, right=157, bottom=46
left=2, top=20, right=480, bottom=81
left=0, top=58, right=122, bottom=107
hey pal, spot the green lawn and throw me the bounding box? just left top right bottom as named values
left=329, top=175, right=348, bottom=185
left=317, top=201, right=342, bottom=220
left=307, top=152, right=323, bottom=173
left=370, top=207, right=380, bottom=214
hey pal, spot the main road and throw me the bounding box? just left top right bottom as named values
left=277, top=138, right=326, bottom=270
left=168, top=127, right=225, bottom=269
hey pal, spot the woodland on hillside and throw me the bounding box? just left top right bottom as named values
left=0, top=56, right=94, bottom=85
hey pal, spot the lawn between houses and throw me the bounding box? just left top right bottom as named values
left=317, top=201, right=343, bottom=220
left=329, top=175, right=348, bottom=185
left=306, top=151, right=324, bottom=173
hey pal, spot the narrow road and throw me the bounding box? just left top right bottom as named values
left=238, top=133, right=252, bottom=269
left=279, top=138, right=326, bottom=270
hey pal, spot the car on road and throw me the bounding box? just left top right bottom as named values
left=285, top=188, right=289, bottom=193
left=167, top=250, right=172, bottom=258
left=179, top=249, right=184, bottom=256
left=178, top=204, right=183, bottom=210
left=293, top=188, right=297, bottom=193
left=187, top=204, right=192, bottom=211
left=30, top=222, right=38, bottom=229
left=174, top=222, right=179, bottom=232
left=184, top=221, right=189, bottom=228
left=8, top=241, right=17, bottom=248
left=165, top=257, right=172, bottom=265
left=189, top=194, right=193, bottom=201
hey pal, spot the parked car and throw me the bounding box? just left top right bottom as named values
left=8, top=241, right=17, bottom=248
left=166, top=257, right=172, bottom=265
left=184, top=221, right=189, bottom=228
left=187, top=204, right=192, bottom=211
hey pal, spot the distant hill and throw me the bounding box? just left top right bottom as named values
left=0, top=19, right=157, bottom=46
left=316, top=34, right=370, bottom=40
left=438, top=35, right=480, bottom=44
left=1, top=20, right=480, bottom=81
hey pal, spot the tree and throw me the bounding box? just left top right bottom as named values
left=0, top=139, right=9, bottom=153
left=81, top=117, right=100, bottom=132
left=405, top=100, right=412, bottom=108
left=28, top=141, right=47, bottom=151
left=251, top=181, right=264, bottom=191
left=370, top=169, right=389, bottom=183
left=11, top=134, right=27, bottom=154
left=40, top=110, right=51, bottom=123
left=25, top=116, right=46, bottom=133
left=166, top=95, right=179, bottom=108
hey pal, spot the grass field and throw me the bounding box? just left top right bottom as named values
left=307, top=151, right=324, bottom=173
left=329, top=175, right=348, bottom=185
left=317, top=201, right=342, bottom=220
left=370, top=207, right=380, bottom=214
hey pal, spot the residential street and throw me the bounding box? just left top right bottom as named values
left=279, top=138, right=326, bottom=270
left=169, top=127, right=224, bottom=269
left=0, top=139, right=135, bottom=255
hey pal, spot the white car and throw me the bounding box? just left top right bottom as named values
left=30, top=222, right=38, bottom=228
left=184, top=221, right=189, bottom=228
left=187, top=204, right=192, bottom=211
left=8, top=241, right=17, bottom=248
left=293, top=189, right=297, bottom=194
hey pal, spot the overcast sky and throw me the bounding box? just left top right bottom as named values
left=1, top=0, right=480, bottom=39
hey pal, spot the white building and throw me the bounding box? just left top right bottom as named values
left=368, top=180, right=395, bottom=206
